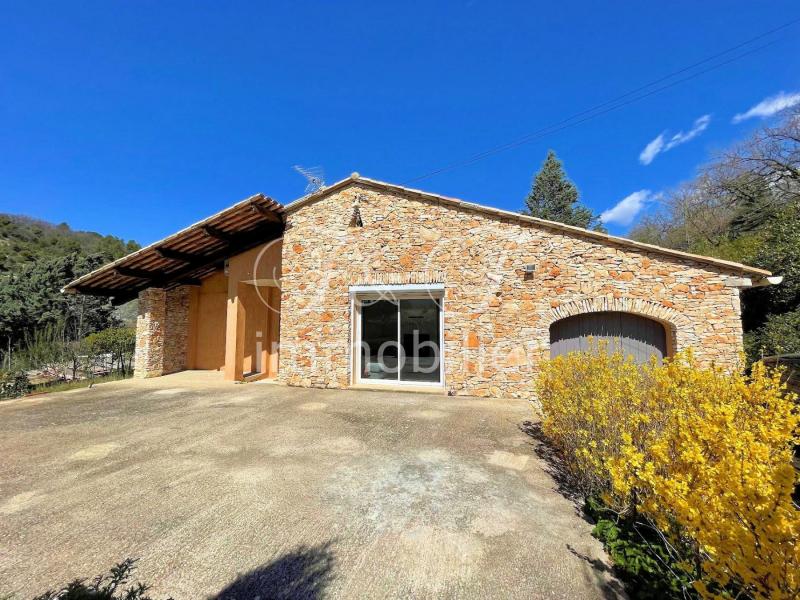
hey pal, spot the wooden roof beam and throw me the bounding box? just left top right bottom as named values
left=155, top=247, right=202, bottom=263
left=115, top=266, right=163, bottom=279
left=75, top=222, right=283, bottom=300
left=136, top=222, right=284, bottom=294
left=152, top=222, right=282, bottom=286
left=73, top=285, right=125, bottom=297
left=176, top=278, right=203, bottom=287
left=251, top=199, right=282, bottom=222
left=203, top=225, right=236, bottom=243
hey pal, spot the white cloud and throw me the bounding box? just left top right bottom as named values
left=601, top=190, right=652, bottom=226
left=664, top=114, right=711, bottom=149
left=732, top=91, right=800, bottom=123
left=639, top=134, right=665, bottom=166
left=638, top=114, right=711, bottom=165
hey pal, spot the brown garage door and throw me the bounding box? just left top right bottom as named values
left=550, top=311, right=667, bottom=363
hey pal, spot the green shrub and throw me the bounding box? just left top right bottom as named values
left=585, top=498, right=693, bottom=599
left=0, top=370, right=31, bottom=399
left=32, top=559, right=170, bottom=600
left=745, top=308, right=800, bottom=363
left=84, top=327, right=135, bottom=376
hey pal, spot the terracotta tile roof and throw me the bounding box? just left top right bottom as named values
left=62, top=193, right=284, bottom=304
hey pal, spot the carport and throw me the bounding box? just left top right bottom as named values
left=61, top=193, right=286, bottom=381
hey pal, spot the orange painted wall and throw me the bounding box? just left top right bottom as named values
left=185, top=239, right=282, bottom=378
left=239, top=283, right=270, bottom=376
left=223, top=239, right=283, bottom=380
left=188, top=271, right=227, bottom=370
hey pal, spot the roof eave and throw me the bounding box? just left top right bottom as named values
left=62, top=192, right=285, bottom=296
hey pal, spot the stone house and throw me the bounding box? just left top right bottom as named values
left=64, top=174, right=778, bottom=398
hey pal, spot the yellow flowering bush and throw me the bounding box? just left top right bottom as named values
left=535, top=347, right=652, bottom=499
left=536, top=347, right=799, bottom=599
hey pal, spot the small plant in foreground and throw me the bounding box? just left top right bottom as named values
left=32, top=558, right=171, bottom=600
left=0, top=370, right=31, bottom=399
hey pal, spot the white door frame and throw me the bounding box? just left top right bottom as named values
left=350, top=284, right=445, bottom=388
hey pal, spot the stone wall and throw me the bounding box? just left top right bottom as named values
left=278, top=182, right=747, bottom=399
left=134, top=288, right=166, bottom=378
left=134, top=286, right=191, bottom=378
left=164, top=286, right=191, bottom=374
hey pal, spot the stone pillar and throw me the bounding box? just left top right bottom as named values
left=134, top=288, right=166, bottom=378
left=164, top=286, right=191, bottom=374
left=134, top=286, right=191, bottom=378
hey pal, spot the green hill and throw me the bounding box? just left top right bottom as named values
left=0, top=213, right=140, bottom=273
left=0, top=214, right=141, bottom=365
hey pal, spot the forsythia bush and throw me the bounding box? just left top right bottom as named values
left=536, top=347, right=799, bottom=599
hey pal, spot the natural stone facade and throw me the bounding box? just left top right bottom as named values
left=134, top=289, right=165, bottom=378
left=134, top=286, right=191, bottom=378
left=278, top=182, right=747, bottom=398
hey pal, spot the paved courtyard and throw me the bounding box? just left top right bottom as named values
left=0, top=372, right=621, bottom=599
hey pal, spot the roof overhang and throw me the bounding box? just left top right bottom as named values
left=65, top=173, right=776, bottom=305
left=62, top=193, right=285, bottom=304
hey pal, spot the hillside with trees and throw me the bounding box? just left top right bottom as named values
left=0, top=214, right=140, bottom=369
left=629, top=106, right=800, bottom=362
left=0, top=214, right=140, bottom=273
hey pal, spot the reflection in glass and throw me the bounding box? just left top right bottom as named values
left=360, top=300, right=398, bottom=380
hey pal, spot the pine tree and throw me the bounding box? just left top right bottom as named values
left=523, top=150, right=604, bottom=231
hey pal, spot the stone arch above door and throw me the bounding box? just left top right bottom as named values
left=546, top=296, right=689, bottom=357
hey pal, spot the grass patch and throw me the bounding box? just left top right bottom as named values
left=30, top=372, right=133, bottom=395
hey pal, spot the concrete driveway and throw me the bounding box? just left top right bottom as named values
left=0, top=372, right=621, bottom=599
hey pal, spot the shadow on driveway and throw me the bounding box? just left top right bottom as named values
left=518, top=419, right=584, bottom=503
left=211, top=541, right=335, bottom=600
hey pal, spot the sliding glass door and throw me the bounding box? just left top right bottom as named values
left=359, top=299, right=399, bottom=381
left=356, top=295, right=443, bottom=385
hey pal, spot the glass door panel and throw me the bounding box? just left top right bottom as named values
left=359, top=299, right=399, bottom=381
left=399, top=298, right=441, bottom=383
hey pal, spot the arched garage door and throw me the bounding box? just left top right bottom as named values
left=550, top=311, right=668, bottom=363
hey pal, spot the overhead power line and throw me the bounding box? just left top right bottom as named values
left=403, top=16, right=800, bottom=185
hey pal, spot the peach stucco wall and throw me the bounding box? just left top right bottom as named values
left=187, top=272, right=227, bottom=370
left=223, top=241, right=282, bottom=380
left=184, top=240, right=282, bottom=379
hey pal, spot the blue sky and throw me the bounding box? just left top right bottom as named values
left=1, top=1, right=799, bottom=244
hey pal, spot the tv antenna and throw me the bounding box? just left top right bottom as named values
left=293, top=165, right=326, bottom=194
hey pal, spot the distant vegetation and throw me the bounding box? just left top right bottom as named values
left=0, top=213, right=140, bottom=386
left=527, top=108, right=799, bottom=364
left=628, top=106, right=800, bottom=362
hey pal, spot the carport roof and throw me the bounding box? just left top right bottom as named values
left=62, top=193, right=285, bottom=304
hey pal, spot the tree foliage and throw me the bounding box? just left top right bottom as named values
left=84, top=327, right=136, bottom=376
left=0, top=215, right=139, bottom=368
left=523, top=150, right=605, bottom=230
left=629, top=106, right=800, bottom=362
